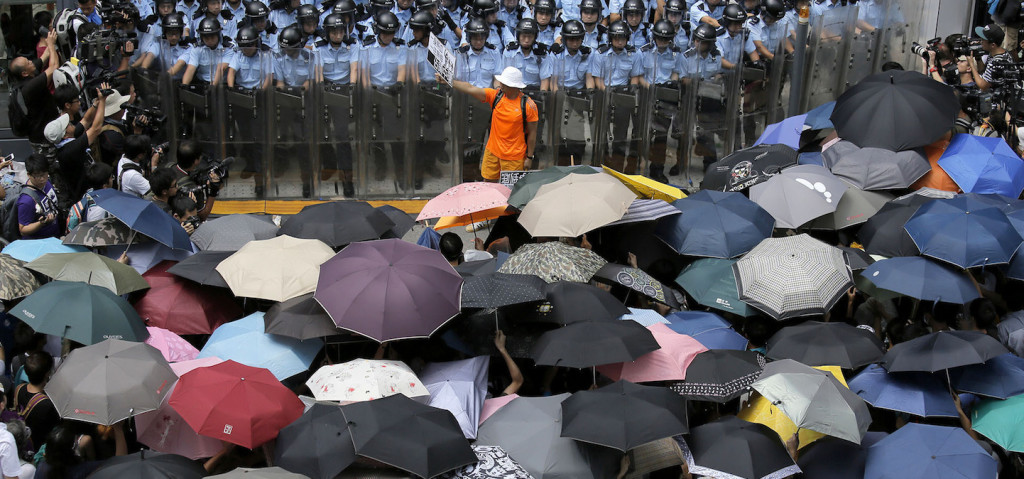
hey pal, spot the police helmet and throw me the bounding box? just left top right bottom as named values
left=516, top=17, right=539, bottom=36
left=156, top=0, right=176, bottom=6
left=622, top=0, right=645, bottom=16
left=665, top=0, right=685, bottom=14
left=465, top=17, right=488, bottom=36
left=652, top=19, right=675, bottom=39
left=416, top=0, right=440, bottom=8
left=333, top=0, right=358, bottom=15
left=761, top=0, right=786, bottom=19
left=237, top=25, right=261, bottom=46
left=296, top=4, right=318, bottom=22
left=579, top=0, right=602, bottom=13
left=561, top=19, right=585, bottom=39
left=608, top=19, right=629, bottom=37
left=693, top=22, right=717, bottom=42
left=534, top=0, right=557, bottom=14
left=279, top=24, right=303, bottom=48
left=409, top=9, right=434, bottom=28
left=323, top=12, right=347, bottom=30
left=722, top=3, right=746, bottom=23
left=374, top=11, right=400, bottom=34
left=471, top=0, right=499, bottom=17
left=161, top=12, right=186, bottom=31
left=371, top=0, right=397, bottom=9
left=246, top=1, right=270, bottom=19
left=197, top=16, right=222, bottom=35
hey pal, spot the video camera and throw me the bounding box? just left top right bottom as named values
left=126, top=105, right=167, bottom=136
left=77, top=28, right=139, bottom=64
left=955, top=85, right=993, bottom=121
left=181, top=156, right=235, bottom=210
left=82, top=69, right=131, bottom=102
left=951, top=36, right=984, bottom=58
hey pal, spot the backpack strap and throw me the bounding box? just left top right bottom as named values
left=11, top=383, right=26, bottom=412
left=21, top=392, right=49, bottom=419
left=520, top=95, right=528, bottom=145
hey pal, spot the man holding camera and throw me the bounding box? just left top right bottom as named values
left=968, top=24, right=1013, bottom=92
left=9, top=30, right=61, bottom=159
left=172, top=140, right=221, bottom=220
left=45, top=84, right=109, bottom=211
left=117, top=134, right=161, bottom=197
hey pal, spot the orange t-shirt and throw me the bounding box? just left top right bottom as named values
left=483, top=89, right=539, bottom=160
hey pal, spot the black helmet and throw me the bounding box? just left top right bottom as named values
left=471, top=0, right=498, bottom=16
left=279, top=24, right=303, bottom=48
left=665, top=0, right=685, bottom=14
left=374, top=10, right=400, bottom=33
left=621, top=0, right=644, bottom=15
left=370, top=0, right=397, bottom=8
left=409, top=9, right=434, bottom=28
left=237, top=25, right=260, bottom=46
left=465, top=17, right=488, bottom=36
left=580, top=0, right=602, bottom=13
left=761, top=0, right=786, bottom=19
left=693, top=22, right=717, bottom=41
left=156, top=0, right=176, bottom=6
left=561, top=19, right=585, bottom=38
left=161, top=12, right=186, bottom=31
left=722, top=3, right=746, bottom=23
left=332, top=0, right=357, bottom=15
left=652, top=19, right=675, bottom=39
left=534, top=0, right=556, bottom=14
left=516, top=17, right=538, bottom=35
left=323, top=12, right=347, bottom=30
left=416, top=0, right=440, bottom=7
left=197, top=16, right=222, bottom=35
left=296, top=4, right=318, bottom=22
left=608, top=19, right=629, bottom=37
left=246, top=1, right=270, bottom=19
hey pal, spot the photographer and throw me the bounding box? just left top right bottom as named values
left=116, top=134, right=160, bottom=197
left=967, top=24, right=1013, bottom=92
left=172, top=140, right=221, bottom=220
left=169, top=192, right=201, bottom=235
left=45, top=84, right=109, bottom=211
left=8, top=30, right=61, bottom=158
left=148, top=167, right=179, bottom=215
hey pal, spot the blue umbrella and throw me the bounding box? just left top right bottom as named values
left=804, top=101, right=835, bottom=130
left=104, top=241, right=196, bottom=275
left=655, top=191, right=775, bottom=259
left=619, top=307, right=671, bottom=327
left=938, top=135, right=1024, bottom=197
left=904, top=195, right=1022, bottom=268
left=420, top=356, right=490, bottom=440
left=90, top=189, right=192, bottom=250
left=688, top=328, right=749, bottom=350
left=665, top=312, right=747, bottom=350
left=1, top=237, right=86, bottom=263
left=198, top=312, right=322, bottom=380
left=864, top=423, right=997, bottom=479
left=798, top=151, right=824, bottom=166
left=754, top=114, right=808, bottom=149
left=848, top=364, right=958, bottom=418
left=949, top=353, right=1024, bottom=399
left=857, top=256, right=980, bottom=304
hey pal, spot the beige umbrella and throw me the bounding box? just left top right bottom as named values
left=216, top=235, right=334, bottom=302
left=518, top=173, right=636, bottom=238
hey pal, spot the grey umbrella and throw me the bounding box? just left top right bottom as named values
left=166, top=250, right=232, bottom=287
left=207, top=467, right=310, bottom=478
left=376, top=204, right=416, bottom=239
left=190, top=214, right=278, bottom=251
left=822, top=140, right=931, bottom=190
left=45, top=339, right=176, bottom=425
left=806, top=185, right=893, bottom=230
left=749, top=165, right=850, bottom=229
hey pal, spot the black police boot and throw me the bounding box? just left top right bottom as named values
left=649, top=164, right=668, bottom=183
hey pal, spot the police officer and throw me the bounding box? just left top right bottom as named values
left=401, top=0, right=460, bottom=45
left=316, top=12, right=359, bottom=196
left=183, top=16, right=233, bottom=85
left=270, top=0, right=301, bottom=29
left=594, top=20, right=643, bottom=172
left=505, top=18, right=552, bottom=164
left=145, top=0, right=180, bottom=38
left=359, top=0, right=397, bottom=32
left=716, top=3, right=757, bottom=70
left=689, top=0, right=724, bottom=32
left=620, top=0, right=650, bottom=49
left=295, top=4, right=322, bottom=47
left=496, top=0, right=528, bottom=37
left=408, top=9, right=451, bottom=189
left=361, top=11, right=409, bottom=190
left=749, top=0, right=792, bottom=61
left=227, top=25, right=273, bottom=195
left=324, top=0, right=370, bottom=43
left=572, top=0, right=607, bottom=50
left=551, top=19, right=596, bottom=165
left=141, top=13, right=191, bottom=77
left=455, top=18, right=502, bottom=180
left=530, top=0, right=560, bottom=46
left=273, top=24, right=315, bottom=197
left=641, top=19, right=682, bottom=182
left=238, top=1, right=279, bottom=52
left=680, top=23, right=724, bottom=171
left=392, top=0, right=416, bottom=39
left=461, top=0, right=505, bottom=54
left=664, top=0, right=690, bottom=50
left=177, top=0, right=203, bottom=25
left=193, top=0, right=237, bottom=41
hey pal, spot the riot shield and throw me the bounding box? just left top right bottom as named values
left=174, top=47, right=228, bottom=163
left=874, top=0, right=917, bottom=72
left=690, top=56, right=732, bottom=179
left=597, top=83, right=645, bottom=174
left=642, top=82, right=681, bottom=181
left=552, top=87, right=600, bottom=166
left=522, top=88, right=556, bottom=169
left=799, top=6, right=858, bottom=114
left=844, top=5, right=878, bottom=89
left=676, top=65, right=700, bottom=184
left=316, top=79, right=358, bottom=199
left=268, top=47, right=317, bottom=198
left=407, top=44, right=459, bottom=197
left=763, top=38, right=790, bottom=125
left=221, top=49, right=272, bottom=199
left=357, top=47, right=413, bottom=198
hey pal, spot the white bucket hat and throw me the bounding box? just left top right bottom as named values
left=44, top=114, right=71, bottom=145
left=494, top=66, right=527, bottom=89
left=103, top=91, right=131, bottom=117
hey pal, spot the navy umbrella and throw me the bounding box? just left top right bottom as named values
left=904, top=195, right=1023, bottom=268
left=855, top=256, right=980, bottom=304
left=948, top=353, right=1024, bottom=399
left=864, top=424, right=997, bottom=479
left=655, top=191, right=775, bottom=258
left=804, top=101, right=835, bottom=130
left=90, top=189, right=192, bottom=250
left=938, top=134, right=1024, bottom=197
left=848, top=364, right=958, bottom=418
left=460, top=272, right=547, bottom=309
left=857, top=189, right=954, bottom=257
left=882, top=330, right=1010, bottom=373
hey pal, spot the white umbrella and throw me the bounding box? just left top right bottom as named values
left=518, top=173, right=636, bottom=237
left=306, top=358, right=430, bottom=403
left=215, top=235, right=334, bottom=302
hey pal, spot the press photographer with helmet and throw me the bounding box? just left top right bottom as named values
left=172, top=139, right=222, bottom=220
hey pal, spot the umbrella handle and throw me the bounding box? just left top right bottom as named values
left=122, top=230, right=138, bottom=257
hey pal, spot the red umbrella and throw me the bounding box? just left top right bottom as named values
left=134, top=261, right=241, bottom=335
left=167, top=360, right=303, bottom=449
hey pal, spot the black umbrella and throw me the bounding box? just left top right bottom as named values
left=830, top=70, right=959, bottom=151
left=700, top=144, right=799, bottom=192
left=274, top=402, right=357, bottom=479
left=766, top=321, right=885, bottom=369
left=340, top=393, right=478, bottom=478
left=375, top=204, right=415, bottom=239
left=669, top=349, right=766, bottom=403
left=687, top=415, right=801, bottom=479
left=531, top=319, right=660, bottom=368
left=264, top=293, right=344, bottom=340
left=460, top=272, right=547, bottom=309
left=883, top=330, right=1010, bottom=373
left=592, top=263, right=680, bottom=309
left=560, top=380, right=688, bottom=451
left=545, top=281, right=631, bottom=325
left=165, top=250, right=232, bottom=288
left=796, top=432, right=889, bottom=479
left=454, top=258, right=500, bottom=277
left=857, top=193, right=937, bottom=257
left=840, top=246, right=875, bottom=271
left=278, top=201, right=396, bottom=247
left=89, top=450, right=207, bottom=479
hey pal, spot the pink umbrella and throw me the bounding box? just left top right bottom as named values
left=134, top=357, right=224, bottom=459
left=145, top=327, right=200, bottom=362
left=479, top=393, right=519, bottom=426
left=597, top=323, right=709, bottom=383
left=416, top=182, right=512, bottom=221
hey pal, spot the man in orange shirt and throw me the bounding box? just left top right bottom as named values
left=449, top=66, right=539, bottom=181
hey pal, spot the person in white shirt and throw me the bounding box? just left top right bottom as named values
left=0, top=420, right=25, bottom=479
left=116, top=135, right=160, bottom=198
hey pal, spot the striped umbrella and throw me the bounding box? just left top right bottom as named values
left=605, top=199, right=682, bottom=227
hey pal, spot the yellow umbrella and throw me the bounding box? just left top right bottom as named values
left=433, top=206, right=513, bottom=230
left=737, top=365, right=847, bottom=450
left=602, top=166, right=686, bottom=203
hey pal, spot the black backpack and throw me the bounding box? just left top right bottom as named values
left=490, top=90, right=529, bottom=144
left=7, top=85, right=30, bottom=138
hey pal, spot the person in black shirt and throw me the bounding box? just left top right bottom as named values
left=8, top=30, right=60, bottom=158
left=12, top=352, right=59, bottom=452
left=45, top=86, right=109, bottom=212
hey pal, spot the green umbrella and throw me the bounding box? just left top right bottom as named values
left=674, top=258, right=756, bottom=317
left=26, top=252, right=150, bottom=295
left=11, top=281, right=149, bottom=345
left=507, top=166, right=599, bottom=209
left=972, top=394, right=1024, bottom=452
left=0, top=254, right=40, bottom=300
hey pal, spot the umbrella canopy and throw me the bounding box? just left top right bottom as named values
left=341, top=392, right=478, bottom=478
left=460, top=272, right=547, bottom=309
left=165, top=250, right=232, bottom=287
left=90, top=188, right=192, bottom=250
left=597, top=323, right=707, bottom=383
left=882, top=330, right=1010, bottom=373
left=856, top=256, right=980, bottom=304
left=904, top=194, right=1023, bottom=268
left=545, top=281, right=630, bottom=325
left=168, top=360, right=304, bottom=449
left=518, top=173, right=636, bottom=237
left=674, top=258, right=756, bottom=316
left=604, top=198, right=682, bottom=226
left=25, top=251, right=149, bottom=295
left=305, top=358, right=430, bottom=403
left=687, top=416, right=801, bottom=479
left=2, top=237, right=86, bottom=262
left=105, top=241, right=196, bottom=275
left=912, top=138, right=962, bottom=193
left=592, top=263, right=680, bottom=308
left=315, top=239, right=463, bottom=342
left=507, top=166, right=600, bottom=209
left=435, top=206, right=513, bottom=230
left=752, top=359, right=871, bottom=444
left=796, top=432, right=888, bottom=479
left=999, top=313, right=1024, bottom=356
left=560, top=380, right=688, bottom=451
left=669, top=349, right=766, bottom=403
left=135, top=261, right=241, bottom=335
left=972, top=393, right=1024, bottom=453
left=840, top=246, right=875, bottom=271
left=216, top=235, right=335, bottom=302
left=0, top=254, right=39, bottom=300
left=198, top=313, right=322, bottom=380
left=655, top=191, right=775, bottom=258
left=701, top=144, right=799, bottom=192
left=830, top=70, right=958, bottom=151
left=498, top=241, right=606, bottom=283
left=89, top=451, right=207, bottom=479
left=279, top=201, right=396, bottom=247
left=848, top=364, right=958, bottom=418
left=420, top=356, right=490, bottom=439
left=857, top=189, right=953, bottom=257
left=601, top=165, right=686, bottom=202
left=949, top=353, right=1024, bottom=399
left=938, top=134, right=1024, bottom=197
left=665, top=311, right=749, bottom=350
left=805, top=186, right=893, bottom=230
left=804, top=101, right=835, bottom=130
left=531, top=319, right=661, bottom=368
left=734, top=234, right=853, bottom=320
left=754, top=114, right=807, bottom=149
left=12, top=280, right=148, bottom=344
left=766, top=320, right=885, bottom=369
left=145, top=326, right=200, bottom=362
left=864, top=423, right=997, bottom=479
left=437, top=445, right=533, bottom=479
left=749, top=165, right=849, bottom=229
left=821, top=140, right=931, bottom=190
left=63, top=217, right=141, bottom=247
left=417, top=182, right=512, bottom=221
left=46, top=339, right=176, bottom=425
left=208, top=467, right=309, bottom=479
left=619, top=307, right=671, bottom=327
left=134, top=357, right=226, bottom=460
left=376, top=204, right=416, bottom=238
left=273, top=403, right=357, bottom=479
left=190, top=214, right=278, bottom=251
left=264, top=293, right=341, bottom=340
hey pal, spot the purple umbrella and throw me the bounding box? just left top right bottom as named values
left=314, top=239, right=463, bottom=342
left=420, top=356, right=490, bottom=439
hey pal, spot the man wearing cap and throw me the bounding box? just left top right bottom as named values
left=45, top=86, right=109, bottom=211
left=449, top=66, right=539, bottom=182
left=968, top=24, right=1013, bottom=92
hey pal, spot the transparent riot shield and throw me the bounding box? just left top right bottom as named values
left=523, top=88, right=556, bottom=169
left=874, top=0, right=918, bottom=72
left=358, top=46, right=413, bottom=198
left=799, top=6, right=858, bottom=114
left=676, top=65, right=701, bottom=185
left=407, top=44, right=459, bottom=197
left=222, top=49, right=272, bottom=199
left=641, top=80, right=681, bottom=182
left=315, top=70, right=358, bottom=199
left=722, top=54, right=745, bottom=155
left=763, top=37, right=790, bottom=125
left=268, top=47, right=317, bottom=198
left=597, top=83, right=645, bottom=174
left=689, top=53, right=732, bottom=179
left=844, top=5, right=878, bottom=89
left=175, top=47, right=228, bottom=162
left=551, top=52, right=600, bottom=167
